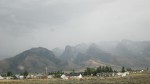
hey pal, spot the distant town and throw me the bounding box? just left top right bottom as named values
left=0, top=66, right=148, bottom=80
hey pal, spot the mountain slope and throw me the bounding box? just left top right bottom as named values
left=0, top=47, right=67, bottom=72
left=97, top=40, right=150, bottom=68
left=61, top=45, right=80, bottom=61
left=73, top=44, right=118, bottom=68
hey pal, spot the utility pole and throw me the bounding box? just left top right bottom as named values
left=45, top=67, right=48, bottom=84
left=46, top=67, right=47, bottom=75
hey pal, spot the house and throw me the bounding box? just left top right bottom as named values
left=78, top=74, right=82, bottom=79
left=47, top=75, right=53, bottom=79
left=26, top=74, right=52, bottom=79
left=117, top=72, right=129, bottom=77
left=61, top=74, right=68, bottom=80
left=15, top=75, right=24, bottom=79
left=5, top=77, right=14, bottom=80
left=36, top=74, right=43, bottom=79
left=26, top=74, right=35, bottom=79
left=0, top=75, right=4, bottom=80
left=140, top=70, right=144, bottom=73
left=61, top=73, right=83, bottom=79
left=97, top=72, right=116, bottom=77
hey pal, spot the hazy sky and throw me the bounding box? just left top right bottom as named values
left=0, top=0, right=150, bottom=58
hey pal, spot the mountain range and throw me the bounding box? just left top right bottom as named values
left=0, top=40, right=150, bottom=73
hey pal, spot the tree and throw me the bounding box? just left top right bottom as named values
left=96, top=66, right=102, bottom=73
left=7, top=71, right=13, bottom=77
left=147, top=67, right=149, bottom=71
left=109, top=67, right=113, bottom=72
left=90, top=68, right=96, bottom=76
left=23, top=70, right=28, bottom=78
left=70, top=69, right=75, bottom=74
left=84, top=66, right=114, bottom=76
left=126, top=67, right=132, bottom=71
left=105, top=66, right=109, bottom=72
left=102, top=66, right=105, bottom=72
left=121, top=66, right=126, bottom=72
left=84, top=67, right=96, bottom=76
left=49, top=70, right=64, bottom=78
left=85, top=67, right=91, bottom=75
left=96, top=66, right=113, bottom=73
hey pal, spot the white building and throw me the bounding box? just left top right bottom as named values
left=61, top=73, right=83, bottom=80
left=0, top=75, right=4, bottom=80
left=117, top=72, right=129, bottom=77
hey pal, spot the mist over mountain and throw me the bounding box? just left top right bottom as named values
left=0, top=40, right=150, bottom=72
left=52, top=48, right=64, bottom=57
left=60, top=40, right=150, bottom=69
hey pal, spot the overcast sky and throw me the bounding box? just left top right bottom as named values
left=0, top=0, right=150, bottom=58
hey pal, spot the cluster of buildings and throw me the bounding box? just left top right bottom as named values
left=0, top=74, right=53, bottom=80
left=96, top=71, right=130, bottom=77
left=1, top=70, right=147, bottom=80
left=0, top=72, right=84, bottom=80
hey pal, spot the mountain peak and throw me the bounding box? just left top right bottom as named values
left=30, top=47, right=50, bottom=52
left=0, top=47, right=67, bottom=72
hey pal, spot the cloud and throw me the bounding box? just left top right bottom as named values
left=0, top=0, right=150, bottom=58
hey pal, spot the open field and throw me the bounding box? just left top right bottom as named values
left=0, top=71, right=150, bottom=84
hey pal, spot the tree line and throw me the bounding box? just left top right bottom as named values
left=84, top=66, right=113, bottom=76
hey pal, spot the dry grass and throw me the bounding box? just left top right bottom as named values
left=0, top=71, right=150, bottom=84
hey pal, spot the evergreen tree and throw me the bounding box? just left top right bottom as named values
left=109, top=67, right=113, bottom=72
left=90, top=68, right=96, bottom=76
left=96, top=66, right=102, bottom=73
left=23, top=70, right=28, bottom=78
left=110, top=67, right=113, bottom=72
left=126, top=67, right=132, bottom=71
left=102, top=66, right=105, bottom=72
left=70, top=69, right=75, bottom=74
left=7, top=71, right=13, bottom=76
left=121, top=66, right=125, bottom=72
left=84, top=67, right=91, bottom=75
left=105, top=66, right=109, bottom=72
